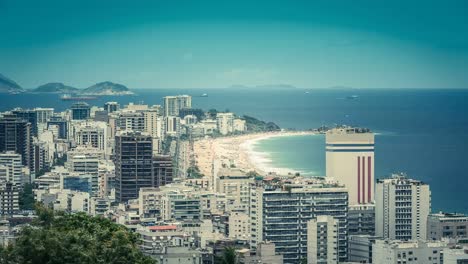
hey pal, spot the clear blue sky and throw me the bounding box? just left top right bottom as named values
left=1, top=0, right=468, bottom=88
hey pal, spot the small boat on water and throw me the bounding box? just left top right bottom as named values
left=60, top=94, right=97, bottom=101
left=200, top=93, right=208, bottom=97
left=346, top=95, right=359, bottom=99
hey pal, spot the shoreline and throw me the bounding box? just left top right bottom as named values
left=193, top=131, right=318, bottom=180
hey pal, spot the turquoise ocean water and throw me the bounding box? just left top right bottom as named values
left=1, top=88, right=467, bottom=212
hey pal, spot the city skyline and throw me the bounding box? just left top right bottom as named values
left=1, top=0, right=468, bottom=89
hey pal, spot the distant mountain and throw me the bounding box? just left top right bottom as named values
left=0, top=73, right=23, bottom=93
left=228, top=84, right=298, bottom=90
left=32, top=82, right=79, bottom=93
left=81, top=81, right=133, bottom=95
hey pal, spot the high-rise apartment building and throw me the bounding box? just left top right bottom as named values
left=307, top=215, right=339, bottom=264
left=104, top=102, right=120, bottom=113
left=114, top=131, right=154, bottom=202
left=326, top=127, right=374, bottom=205
left=34, top=108, right=54, bottom=124
left=71, top=102, right=91, bottom=120
left=72, top=122, right=108, bottom=153
left=0, top=115, right=34, bottom=173
left=153, top=155, right=173, bottom=187
left=117, top=112, right=145, bottom=132
left=163, top=95, right=192, bottom=117
left=0, top=152, right=23, bottom=185
left=11, top=108, right=39, bottom=136
left=216, top=113, right=235, bottom=135
left=250, top=178, right=349, bottom=263
left=375, top=173, right=431, bottom=241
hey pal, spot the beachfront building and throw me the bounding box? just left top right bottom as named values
left=233, top=118, right=246, bottom=132
left=163, top=95, right=192, bottom=117
left=249, top=177, right=349, bottom=263
left=427, top=212, right=468, bottom=240
left=307, top=215, right=339, bottom=264
left=372, top=239, right=446, bottom=264
left=326, top=126, right=374, bottom=205
left=216, top=112, right=234, bottom=135
left=375, top=173, right=431, bottom=241
left=114, top=131, right=154, bottom=202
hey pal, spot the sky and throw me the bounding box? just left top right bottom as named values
left=1, top=0, right=468, bottom=89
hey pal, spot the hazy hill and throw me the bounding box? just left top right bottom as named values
left=81, top=81, right=133, bottom=95
left=0, top=73, right=23, bottom=93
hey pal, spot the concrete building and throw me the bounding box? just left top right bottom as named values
left=161, top=192, right=202, bottom=221
left=348, top=235, right=378, bottom=263
left=217, top=169, right=254, bottom=212
left=229, top=209, right=250, bottom=240
left=11, top=108, right=39, bottom=136
left=216, top=112, right=234, bottom=135
left=117, top=112, right=146, bottom=132
left=0, top=152, right=23, bottom=185
left=375, top=173, right=431, bottom=241
left=163, top=95, right=192, bottom=117
left=114, top=131, right=154, bottom=202
left=444, top=247, right=468, bottom=264
left=0, top=182, right=19, bottom=215
left=70, top=102, right=91, bottom=120
left=34, top=108, right=54, bottom=123
left=242, top=242, right=283, bottom=264
left=427, top=212, right=468, bottom=240
left=72, top=121, right=108, bottom=154
left=326, top=126, right=374, bottom=205
left=250, top=178, right=349, bottom=263
left=104, top=102, right=120, bottom=113
left=47, top=116, right=68, bottom=139
left=0, top=114, right=34, bottom=174
left=66, top=153, right=99, bottom=196
left=307, top=215, right=339, bottom=264
left=165, top=116, right=180, bottom=137
left=348, top=204, right=375, bottom=236
left=372, top=239, right=446, bottom=264
left=153, top=155, right=173, bottom=187
left=233, top=118, right=246, bottom=133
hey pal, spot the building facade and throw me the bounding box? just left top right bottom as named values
left=326, top=127, right=374, bottom=205
left=375, top=173, right=431, bottom=241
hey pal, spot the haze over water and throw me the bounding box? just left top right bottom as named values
left=3, top=87, right=468, bottom=213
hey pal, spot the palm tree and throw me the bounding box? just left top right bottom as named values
left=221, top=247, right=237, bottom=264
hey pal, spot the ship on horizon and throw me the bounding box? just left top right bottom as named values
left=60, top=94, right=97, bottom=101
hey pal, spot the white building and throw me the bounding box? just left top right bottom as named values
left=66, top=153, right=99, bottom=197
left=165, top=116, right=180, bottom=137
left=372, top=239, right=446, bottom=264
left=326, top=127, right=374, bottom=205
left=242, top=242, right=283, bottom=264
left=34, top=108, right=54, bottom=123
left=163, top=95, right=192, bottom=117
left=72, top=121, right=108, bottom=155
left=307, top=215, right=339, bottom=264
left=216, top=112, right=234, bottom=135
left=229, top=209, right=250, bottom=240
left=233, top=118, right=246, bottom=132
left=0, top=152, right=23, bottom=185
left=444, top=247, right=468, bottom=264
left=375, top=173, right=431, bottom=241
left=217, top=169, right=254, bottom=212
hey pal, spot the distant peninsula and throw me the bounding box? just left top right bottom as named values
left=0, top=73, right=24, bottom=93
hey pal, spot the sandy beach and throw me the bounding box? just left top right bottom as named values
left=193, top=131, right=317, bottom=179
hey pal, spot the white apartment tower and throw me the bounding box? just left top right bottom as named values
left=216, top=112, right=234, bottom=135
left=375, top=173, right=431, bottom=241
left=163, top=95, right=192, bottom=117
left=307, top=215, right=339, bottom=264
left=326, top=127, right=374, bottom=205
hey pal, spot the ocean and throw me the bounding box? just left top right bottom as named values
left=2, top=88, right=468, bottom=213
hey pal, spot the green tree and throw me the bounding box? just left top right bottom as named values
left=221, top=247, right=237, bottom=264
left=0, top=204, right=155, bottom=264
left=18, top=183, right=35, bottom=210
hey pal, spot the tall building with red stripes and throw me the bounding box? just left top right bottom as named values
left=326, top=127, right=375, bottom=205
